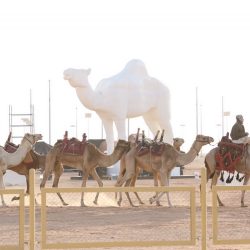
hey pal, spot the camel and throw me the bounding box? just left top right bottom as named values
left=0, top=133, right=42, bottom=206
left=205, top=144, right=250, bottom=207
left=116, top=134, right=214, bottom=207
left=3, top=132, right=47, bottom=201
left=63, top=59, right=173, bottom=158
left=40, top=139, right=130, bottom=207
left=116, top=137, right=185, bottom=206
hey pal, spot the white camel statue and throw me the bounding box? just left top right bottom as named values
left=63, top=59, right=173, bottom=156
left=0, top=133, right=42, bottom=206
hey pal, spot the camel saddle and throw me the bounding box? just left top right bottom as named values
left=215, top=133, right=245, bottom=173
left=57, top=131, right=87, bottom=155
left=136, top=142, right=165, bottom=157
left=4, top=132, right=33, bottom=163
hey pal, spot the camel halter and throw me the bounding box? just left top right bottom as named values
left=192, top=138, right=211, bottom=154
left=24, top=135, right=34, bottom=146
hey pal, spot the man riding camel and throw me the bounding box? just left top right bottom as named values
left=230, top=114, right=249, bottom=144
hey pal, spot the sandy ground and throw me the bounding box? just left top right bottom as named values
left=1, top=157, right=250, bottom=250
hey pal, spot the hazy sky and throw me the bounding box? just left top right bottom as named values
left=1, top=0, right=250, bottom=153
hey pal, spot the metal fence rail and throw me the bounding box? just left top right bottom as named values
left=4, top=168, right=250, bottom=250
left=212, top=185, right=250, bottom=245
left=40, top=185, right=197, bottom=249
left=0, top=188, right=25, bottom=250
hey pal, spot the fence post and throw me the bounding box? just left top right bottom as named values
left=29, top=168, right=36, bottom=250
left=201, top=167, right=207, bottom=250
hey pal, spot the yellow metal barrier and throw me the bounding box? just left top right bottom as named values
left=200, top=167, right=207, bottom=250
left=212, top=185, right=250, bottom=245
left=1, top=167, right=211, bottom=249
left=41, top=185, right=197, bottom=249
left=29, top=169, right=36, bottom=250
left=0, top=188, right=25, bottom=250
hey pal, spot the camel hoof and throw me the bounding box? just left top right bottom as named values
left=156, top=202, right=162, bottom=207
left=63, top=202, right=69, bottom=206
left=117, top=201, right=121, bottom=207
left=241, top=204, right=248, bottom=207
left=130, top=203, right=138, bottom=207
left=93, top=200, right=98, bottom=205
left=149, top=198, right=154, bottom=204
left=219, top=203, right=224, bottom=207
left=11, top=196, right=19, bottom=202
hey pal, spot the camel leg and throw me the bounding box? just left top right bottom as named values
left=101, top=118, right=115, bottom=154
left=164, top=171, right=172, bottom=207
left=53, top=162, right=68, bottom=206
left=115, top=151, right=137, bottom=206
left=0, top=194, right=5, bottom=206
left=115, top=175, right=127, bottom=206
left=114, top=119, right=126, bottom=140
left=130, top=167, right=144, bottom=205
left=124, top=178, right=137, bottom=207
left=115, top=155, right=126, bottom=203
left=116, top=173, right=135, bottom=206
left=210, top=171, right=224, bottom=206
left=142, top=115, right=160, bottom=139
left=120, top=167, right=144, bottom=207
left=80, top=169, right=90, bottom=207
left=40, top=153, right=55, bottom=188
left=150, top=171, right=172, bottom=207
left=241, top=174, right=249, bottom=207
left=149, top=172, right=161, bottom=206
left=143, top=112, right=173, bottom=144
left=12, top=174, right=29, bottom=202
left=90, top=169, right=103, bottom=205
left=0, top=170, right=7, bottom=207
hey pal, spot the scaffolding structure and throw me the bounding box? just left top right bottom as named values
left=8, top=90, right=35, bottom=143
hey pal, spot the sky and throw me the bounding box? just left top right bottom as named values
left=1, top=0, right=250, bottom=154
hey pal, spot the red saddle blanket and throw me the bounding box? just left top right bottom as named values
left=215, top=141, right=245, bottom=173
left=58, top=137, right=87, bottom=155
left=136, top=143, right=165, bottom=157
left=4, top=141, right=18, bottom=153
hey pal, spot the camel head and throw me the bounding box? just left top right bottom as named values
left=23, top=133, right=43, bottom=145
left=63, top=68, right=91, bottom=88
left=173, top=137, right=185, bottom=150
left=195, top=134, right=214, bottom=145
left=115, top=139, right=131, bottom=152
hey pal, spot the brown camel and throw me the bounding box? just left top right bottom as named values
left=40, top=139, right=130, bottom=207
left=205, top=144, right=250, bottom=207
left=3, top=133, right=47, bottom=201
left=116, top=137, right=185, bottom=206
left=116, top=134, right=214, bottom=207
left=0, top=133, right=42, bottom=206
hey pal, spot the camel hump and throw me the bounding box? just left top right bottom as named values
left=96, top=59, right=149, bottom=90
left=123, top=59, right=148, bottom=77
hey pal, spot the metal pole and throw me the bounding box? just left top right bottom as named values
left=101, top=122, right=104, bottom=139
left=75, top=106, right=78, bottom=138
left=221, top=96, right=224, bottom=137
left=200, top=104, right=203, bottom=156
left=29, top=169, right=35, bottom=250
left=196, top=87, right=199, bottom=135
left=49, top=80, right=51, bottom=144
left=30, top=89, right=32, bottom=133
left=127, top=118, right=130, bottom=138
